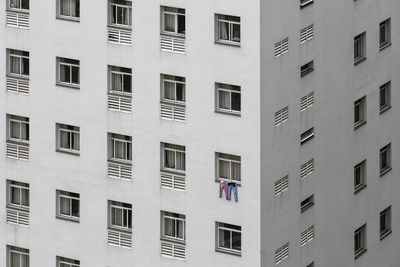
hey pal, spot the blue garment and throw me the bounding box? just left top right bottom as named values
left=227, top=183, right=238, bottom=202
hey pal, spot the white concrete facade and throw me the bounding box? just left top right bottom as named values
left=0, top=0, right=399, bottom=267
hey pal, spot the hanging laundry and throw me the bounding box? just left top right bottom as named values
left=219, top=180, right=228, bottom=200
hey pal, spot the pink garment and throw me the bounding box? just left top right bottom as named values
left=219, top=181, right=228, bottom=199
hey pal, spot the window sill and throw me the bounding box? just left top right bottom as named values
left=301, top=202, right=314, bottom=213
left=160, top=33, right=185, bottom=39
left=215, top=248, right=241, bottom=257
left=354, top=248, right=367, bottom=259
left=108, top=24, right=132, bottom=31
left=300, top=1, right=314, bottom=9
left=380, top=230, right=392, bottom=240
left=109, top=159, right=132, bottom=166
left=109, top=92, right=132, bottom=98
left=379, top=42, right=391, bottom=51
left=56, top=215, right=80, bottom=223
left=56, top=149, right=80, bottom=156
left=6, top=74, right=29, bottom=81
left=7, top=205, right=29, bottom=212
left=160, top=237, right=186, bottom=245
left=56, top=83, right=80, bottom=90
left=108, top=227, right=132, bottom=234
left=380, top=105, right=391, bottom=114
left=7, top=140, right=29, bottom=146
left=380, top=167, right=392, bottom=177
left=6, top=8, right=29, bottom=14
left=215, top=109, right=241, bottom=117
left=215, top=179, right=241, bottom=186
left=354, top=120, right=366, bottom=130
left=354, top=184, right=367, bottom=194
left=160, top=100, right=186, bottom=107
left=354, top=57, right=367, bottom=66
left=215, top=40, right=241, bottom=48
left=160, top=169, right=186, bottom=177
left=56, top=15, right=80, bottom=23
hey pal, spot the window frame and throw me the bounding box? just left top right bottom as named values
left=57, top=0, right=80, bottom=21
left=57, top=256, right=80, bottom=267
left=56, top=190, right=80, bottom=221
left=216, top=222, right=242, bottom=255
left=354, top=160, right=366, bottom=194
left=109, top=201, right=132, bottom=231
left=161, top=143, right=186, bottom=174
left=161, top=6, right=185, bottom=37
left=300, top=0, right=314, bottom=9
left=354, top=224, right=367, bottom=259
left=7, top=49, right=29, bottom=78
left=8, top=115, right=29, bottom=143
left=379, top=81, right=391, bottom=114
left=7, top=246, right=29, bottom=267
left=215, top=14, right=241, bottom=46
left=354, top=97, right=366, bottom=129
left=300, top=60, right=314, bottom=77
left=354, top=32, right=367, bottom=65
left=380, top=206, right=392, bottom=240
left=216, top=152, right=241, bottom=183
left=379, top=18, right=391, bottom=50
left=108, top=0, right=132, bottom=27
left=215, top=83, right=241, bottom=115
left=56, top=57, right=80, bottom=88
left=109, top=133, right=132, bottom=163
left=56, top=124, right=80, bottom=154
left=300, top=127, right=314, bottom=144
left=7, top=180, right=29, bottom=210
left=379, top=144, right=391, bottom=176
left=300, top=195, right=314, bottom=213
left=7, top=0, right=29, bottom=12
left=161, top=75, right=186, bottom=105
left=108, top=66, right=132, bottom=96
left=161, top=211, right=186, bottom=242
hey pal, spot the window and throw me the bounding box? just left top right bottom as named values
left=379, top=81, right=391, bottom=113
left=215, top=14, right=241, bottom=45
left=57, top=57, right=80, bottom=87
left=380, top=144, right=391, bottom=176
left=379, top=19, right=391, bottom=50
left=300, top=159, right=314, bottom=179
left=57, top=0, right=79, bottom=20
left=300, top=0, right=314, bottom=9
left=216, top=83, right=241, bottom=114
left=300, top=127, right=314, bottom=144
left=274, top=38, right=289, bottom=57
left=161, top=74, right=185, bottom=105
left=354, top=160, right=366, bottom=193
left=300, top=92, right=314, bottom=111
left=56, top=190, right=79, bottom=221
left=109, top=0, right=132, bottom=27
left=300, top=60, right=314, bottom=77
left=7, top=49, right=29, bottom=77
left=300, top=195, right=314, bottom=213
left=109, top=66, right=132, bottom=95
left=216, top=152, right=241, bottom=183
left=7, top=180, right=29, bottom=209
left=274, top=106, right=288, bottom=126
left=216, top=222, right=241, bottom=255
left=274, top=175, right=289, bottom=196
left=354, top=32, right=366, bottom=65
left=354, top=97, right=366, bottom=129
left=300, top=225, right=314, bottom=246
left=307, top=262, right=315, bottom=267
left=300, top=24, right=314, bottom=44
left=275, top=243, right=289, bottom=265
left=57, top=256, right=80, bottom=267
left=109, top=200, right=132, bottom=231
left=161, top=211, right=186, bottom=242
left=161, top=143, right=186, bottom=173
left=380, top=206, right=392, bottom=240
left=7, top=115, right=29, bottom=143
left=8, top=0, right=29, bottom=11
left=109, top=133, right=132, bottom=162
left=161, top=6, right=185, bottom=36
left=354, top=224, right=366, bottom=258
left=56, top=124, right=80, bottom=154
left=7, top=246, right=29, bottom=267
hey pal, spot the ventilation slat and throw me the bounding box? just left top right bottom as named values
left=7, top=209, right=29, bottom=227
left=160, top=36, right=186, bottom=54
left=108, top=95, right=132, bottom=113
left=274, top=106, right=289, bottom=127
left=161, top=103, right=186, bottom=122
left=161, top=241, right=186, bottom=261
left=6, top=11, right=29, bottom=29
left=108, top=161, right=132, bottom=180
left=108, top=230, right=132, bottom=248
left=275, top=243, right=289, bottom=265
left=300, top=24, right=314, bottom=44
left=161, top=172, right=186, bottom=191
left=6, top=142, right=29, bottom=161
left=275, top=175, right=289, bottom=196
left=274, top=38, right=289, bottom=57
left=108, top=27, right=132, bottom=45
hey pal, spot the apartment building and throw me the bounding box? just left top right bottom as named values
left=0, top=0, right=399, bottom=266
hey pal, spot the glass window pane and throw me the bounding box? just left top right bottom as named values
left=164, top=218, right=175, bottom=237
left=60, top=197, right=71, bottom=216
left=21, top=122, right=29, bottom=141
left=10, top=121, right=21, bottom=139
left=10, top=0, right=20, bottom=8
left=111, top=73, right=123, bottom=92
left=176, top=152, right=185, bottom=171
left=114, top=140, right=126, bottom=159
left=10, top=251, right=20, bottom=267
left=72, top=132, right=79, bottom=151
left=123, top=74, right=132, bottom=93
left=164, top=81, right=175, bottom=100
left=219, top=160, right=230, bottom=179
left=219, top=21, right=229, bottom=41
left=21, top=57, right=29, bottom=76
left=71, top=66, right=79, bottom=84
left=60, top=0, right=71, bottom=16
left=71, top=198, right=79, bottom=217
left=21, top=253, right=29, bottom=267
left=60, top=64, right=71, bottom=83
left=177, top=14, right=185, bottom=34
left=176, top=220, right=184, bottom=239
left=218, top=90, right=230, bottom=109
left=218, top=228, right=231, bottom=249
left=11, top=187, right=21, bottom=205
left=232, top=24, right=240, bottom=42
left=232, top=231, right=241, bottom=251
left=60, top=131, right=71, bottom=149
left=10, top=56, right=21, bottom=75
left=176, top=83, right=185, bottom=102
left=164, top=150, right=175, bottom=169
left=231, top=92, right=241, bottom=111
left=164, top=13, right=175, bottom=32
left=21, top=0, right=29, bottom=9
left=231, top=162, right=241, bottom=181
left=21, top=188, right=29, bottom=206
left=112, top=207, right=123, bottom=226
